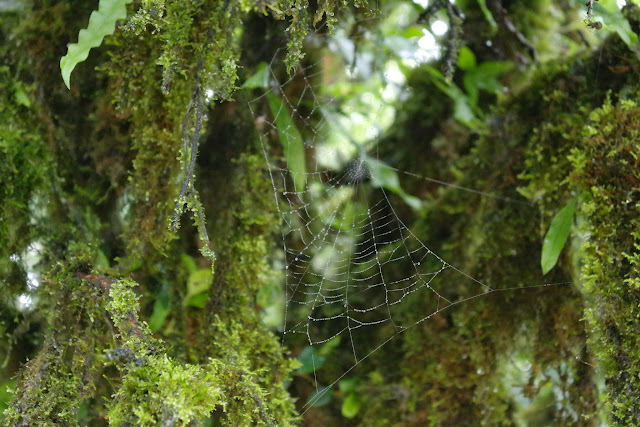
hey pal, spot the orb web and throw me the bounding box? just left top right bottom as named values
left=246, top=36, right=557, bottom=412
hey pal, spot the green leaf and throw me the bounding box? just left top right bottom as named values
left=266, top=92, right=307, bottom=192
left=341, top=393, right=361, bottom=418
left=60, top=0, right=132, bottom=89
left=338, top=378, right=358, bottom=394
left=181, top=254, right=198, bottom=273
left=241, top=62, right=270, bottom=89
left=364, top=156, right=422, bottom=210
left=541, top=198, right=576, bottom=275
left=594, top=1, right=638, bottom=47
left=187, top=268, right=213, bottom=295
left=424, top=66, right=482, bottom=129
left=183, top=268, right=213, bottom=307
left=297, top=346, right=326, bottom=374
left=458, top=46, right=477, bottom=71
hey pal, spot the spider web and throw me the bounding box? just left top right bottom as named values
left=247, top=32, right=556, bottom=412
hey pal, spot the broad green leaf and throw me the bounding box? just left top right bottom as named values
left=60, top=0, right=132, bottom=89
left=187, top=268, right=213, bottom=295
left=402, top=26, right=424, bottom=38
left=297, top=346, right=326, bottom=374
left=183, top=268, right=213, bottom=307
left=341, top=393, right=362, bottom=418
left=266, top=92, right=307, bottom=193
left=541, top=198, right=576, bottom=275
left=458, top=46, right=477, bottom=71
left=241, top=62, right=270, bottom=89
left=181, top=253, right=198, bottom=273
left=364, top=156, right=422, bottom=210
left=307, top=386, right=332, bottom=407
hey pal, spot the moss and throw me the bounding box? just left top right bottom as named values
left=2, top=252, right=110, bottom=426
left=105, top=275, right=297, bottom=425
left=196, top=152, right=299, bottom=424
left=107, top=354, right=225, bottom=426
left=566, top=99, right=640, bottom=423
left=513, top=39, right=640, bottom=424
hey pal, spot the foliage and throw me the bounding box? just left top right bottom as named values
left=60, top=0, right=133, bottom=89
left=541, top=197, right=576, bottom=275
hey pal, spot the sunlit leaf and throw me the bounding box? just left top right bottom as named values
left=341, top=393, right=361, bottom=418
left=60, top=0, right=132, bottom=89
left=241, top=62, right=270, bottom=89
left=594, top=0, right=638, bottom=47
left=458, top=46, right=477, bottom=71
left=266, top=92, right=307, bottom=193
left=183, top=268, right=213, bottom=307
left=541, top=198, right=576, bottom=275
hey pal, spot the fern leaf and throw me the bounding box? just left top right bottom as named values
left=60, top=0, right=132, bottom=89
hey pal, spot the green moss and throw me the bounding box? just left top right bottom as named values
left=567, top=99, right=640, bottom=423
left=2, top=255, right=109, bottom=425
left=105, top=275, right=297, bottom=425
left=107, top=354, right=225, bottom=426
left=197, top=152, right=299, bottom=424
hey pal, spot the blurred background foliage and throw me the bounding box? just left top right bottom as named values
left=1, top=0, right=640, bottom=425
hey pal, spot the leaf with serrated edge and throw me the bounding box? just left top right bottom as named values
left=60, top=0, right=132, bottom=89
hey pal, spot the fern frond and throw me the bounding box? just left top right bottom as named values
left=60, top=0, right=132, bottom=89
